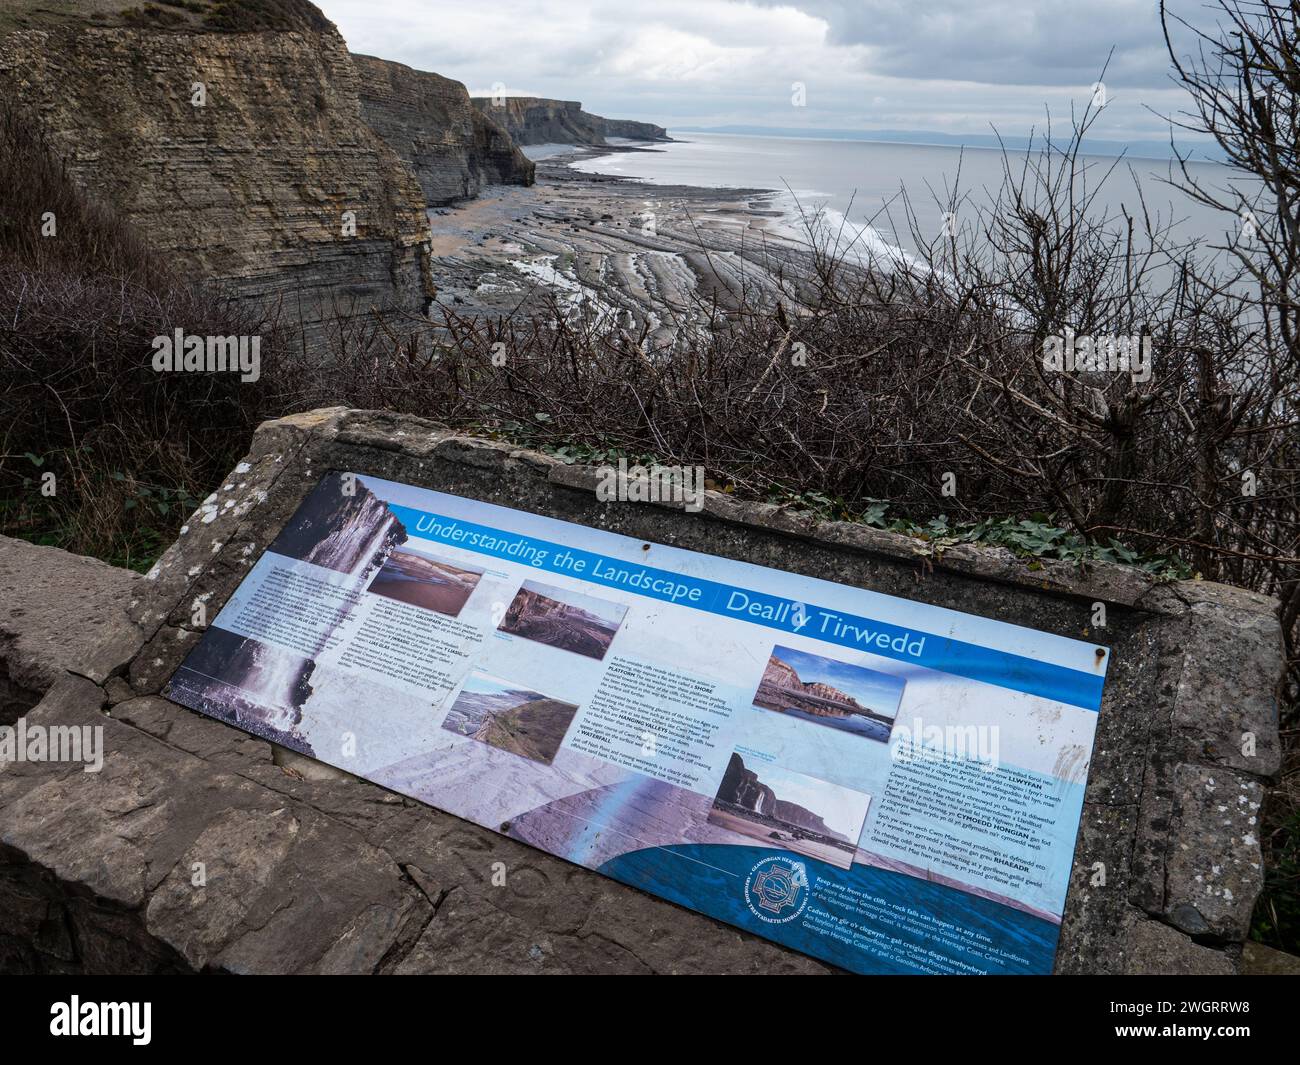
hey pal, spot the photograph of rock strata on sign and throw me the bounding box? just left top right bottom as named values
left=441, top=671, right=580, bottom=766
left=752, top=646, right=905, bottom=742
left=367, top=546, right=484, bottom=617
left=708, top=752, right=871, bottom=870
left=498, top=580, right=628, bottom=660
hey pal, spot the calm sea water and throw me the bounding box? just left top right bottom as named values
left=571, top=132, right=1239, bottom=262
left=776, top=706, right=892, bottom=742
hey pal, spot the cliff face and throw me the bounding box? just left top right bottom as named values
left=761, top=657, right=800, bottom=689
left=600, top=116, right=672, bottom=141
left=0, top=16, right=434, bottom=338
left=472, top=97, right=669, bottom=146
left=353, top=54, right=534, bottom=206
left=772, top=799, right=846, bottom=841
left=758, top=654, right=866, bottom=716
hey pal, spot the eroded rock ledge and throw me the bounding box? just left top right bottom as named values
left=471, top=97, right=671, bottom=146
left=0, top=21, right=434, bottom=337
left=0, top=4, right=532, bottom=341
left=0, top=408, right=1283, bottom=974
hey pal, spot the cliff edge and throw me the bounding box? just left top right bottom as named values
left=0, top=8, right=434, bottom=337
left=353, top=54, right=534, bottom=206
left=471, top=97, right=670, bottom=146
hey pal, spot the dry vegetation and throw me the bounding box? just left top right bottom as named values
left=0, top=102, right=288, bottom=567
left=0, top=0, right=330, bottom=35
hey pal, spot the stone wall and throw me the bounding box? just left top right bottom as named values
left=0, top=409, right=1283, bottom=973
left=0, top=537, right=143, bottom=723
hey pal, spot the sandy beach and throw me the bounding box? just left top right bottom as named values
left=367, top=550, right=483, bottom=616
left=426, top=143, right=809, bottom=341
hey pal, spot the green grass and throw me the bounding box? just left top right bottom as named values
left=203, top=0, right=332, bottom=33
left=0, top=0, right=329, bottom=35
left=1, top=450, right=201, bottom=572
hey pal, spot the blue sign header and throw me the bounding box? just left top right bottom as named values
left=388, top=504, right=1106, bottom=711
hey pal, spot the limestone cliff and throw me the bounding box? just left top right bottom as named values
left=471, top=97, right=669, bottom=146
left=0, top=5, right=434, bottom=338
left=353, top=54, right=533, bottom=206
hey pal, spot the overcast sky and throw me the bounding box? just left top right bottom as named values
left=321, top=0, right=1209, bottom=145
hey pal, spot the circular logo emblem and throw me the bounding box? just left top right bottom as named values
left=744, top=856, right=810, bottom=924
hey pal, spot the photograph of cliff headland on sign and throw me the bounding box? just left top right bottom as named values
left=367, top=546, right=484, bottom=617
left=440, top=670, right=581, bottom=766
left=752, top=646, right=905, bottom=742
left=708, top=752, right=871, bottom=870
left=497, top=579, right=628, bottom=660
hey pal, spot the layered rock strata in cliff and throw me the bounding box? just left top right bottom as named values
left=353, top=54, right=534, bottom=206
left=0, top=22, right=434, bottom=338
left=471, top=97, right=669, bottom=145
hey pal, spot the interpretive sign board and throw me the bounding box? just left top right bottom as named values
left=165, top=472, right=1110, bottom=975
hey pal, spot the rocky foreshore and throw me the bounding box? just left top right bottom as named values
left=424, top=143, right=812, bottom=342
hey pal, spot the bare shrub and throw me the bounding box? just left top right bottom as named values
left=0, top=100, right=292, bottom=566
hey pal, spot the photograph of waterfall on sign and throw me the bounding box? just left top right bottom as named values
left=708, top=752, right=870, bottom=870
left=164, top=626, right=317, bottom=756
left=752, top=646, right=905, bottom=742
left=367, top=546, right=484, bottom=617
left=266, top=471, right=407, bottom=582
left=441, top=670, right=580, bottom=766
left=497, top=580, right=627, bottom=660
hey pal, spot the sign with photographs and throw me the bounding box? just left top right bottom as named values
left=166, top=472, right=1110, bottom=974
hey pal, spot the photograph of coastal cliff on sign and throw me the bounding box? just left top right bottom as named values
left=441, top=671, right=581, bottom=766
left=2, top=0, right=1297, bottom=990
left=368, top=546, right=484, bottom=617
left=266, top=472, right=408, bottom=581
left=753, top=646, right=905, bottom=741
left=498, top=580, right=628, bottom=659
left=708, top=752, right=871, bottom=869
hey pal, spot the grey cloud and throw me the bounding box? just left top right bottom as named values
left=318, top=0, right=1194, bottom=142
left=776, top=0, right=1175, bottom=87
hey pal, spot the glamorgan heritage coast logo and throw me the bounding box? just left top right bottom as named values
left=745, top=856, right=811, bottom=924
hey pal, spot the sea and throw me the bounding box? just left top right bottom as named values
left=570, top=131, right=1240, bottom=265
left=776, top=706, right=893, bottom=742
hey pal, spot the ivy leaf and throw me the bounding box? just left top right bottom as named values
left=861, top=500, right=889, bottom=526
